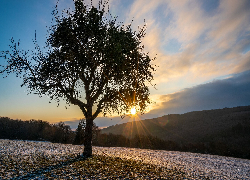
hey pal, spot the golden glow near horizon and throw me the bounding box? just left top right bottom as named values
left=130, top=107, right=136, bottom=115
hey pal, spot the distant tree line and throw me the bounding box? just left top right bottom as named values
left=0, top=117, right=74, bottom=143
left=1, top=117, right=250, bottom=159
left=94, top=133, right=180, bottom=151
left=94, top=130, right=250, bottom=159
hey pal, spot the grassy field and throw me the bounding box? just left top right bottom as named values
left=8, top=155, right=191, bottom=179
left=0, top=139, right=211, bottom=179
left=2, top=139, right=250, bottom=179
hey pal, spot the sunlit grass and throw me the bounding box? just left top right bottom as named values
left=2, top=139, right=248, bottom=179
left=0, top=139, right=209, bottom=179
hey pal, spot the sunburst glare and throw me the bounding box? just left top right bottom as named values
left=130, top=107, right=136, bottom=115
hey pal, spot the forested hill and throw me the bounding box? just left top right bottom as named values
left=101, top=106, right=250, bottom=144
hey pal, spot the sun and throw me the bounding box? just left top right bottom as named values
left=130, top=107, right=136, bottom=115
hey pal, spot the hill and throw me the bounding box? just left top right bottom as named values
left=101, top=106, right=250, bottom=148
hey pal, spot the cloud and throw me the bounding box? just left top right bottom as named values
left=127, top=0, right=165, bottom=23
left=233, top=51, right=250, bottom=73
left=148, top=70, right=250, bottom=117
left=130, top=0, right=250, bottom=93
left=209, top=0, right=250, bottom=42
left=165, top=0, right=207, bottom=45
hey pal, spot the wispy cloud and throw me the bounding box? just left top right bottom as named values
left=123, top=0, right=250, bottom=91
left=165, top=0, right=207, bottom=45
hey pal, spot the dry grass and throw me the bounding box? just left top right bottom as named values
left=0, top=139, right=211, bottom=179
left=1, top=153, right=197, bottom=179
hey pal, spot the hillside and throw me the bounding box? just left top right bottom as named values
left=101, top=106, right=250, bottom=146
left=2, top=139, right=250, bottom=179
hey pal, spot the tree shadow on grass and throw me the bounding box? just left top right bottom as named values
left=14, top=155, right=87, bottom=179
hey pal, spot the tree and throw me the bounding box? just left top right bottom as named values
left=0, top=0, right=156, bottom=157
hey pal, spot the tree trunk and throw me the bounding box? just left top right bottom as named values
left=83, top=117, right=93, bottom=157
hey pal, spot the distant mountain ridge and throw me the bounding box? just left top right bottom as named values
left=101, top=106, right=250, bottom=145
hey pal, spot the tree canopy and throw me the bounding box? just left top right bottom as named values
left=0, top=0, right=156, bottom=157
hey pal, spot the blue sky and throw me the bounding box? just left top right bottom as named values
left=1, top=0, right=250, bottom=129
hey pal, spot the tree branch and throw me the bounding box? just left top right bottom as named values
left=92, top=96, right=106, bottom=119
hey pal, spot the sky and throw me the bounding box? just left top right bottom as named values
left=0, top=0, right=250, bottom=129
